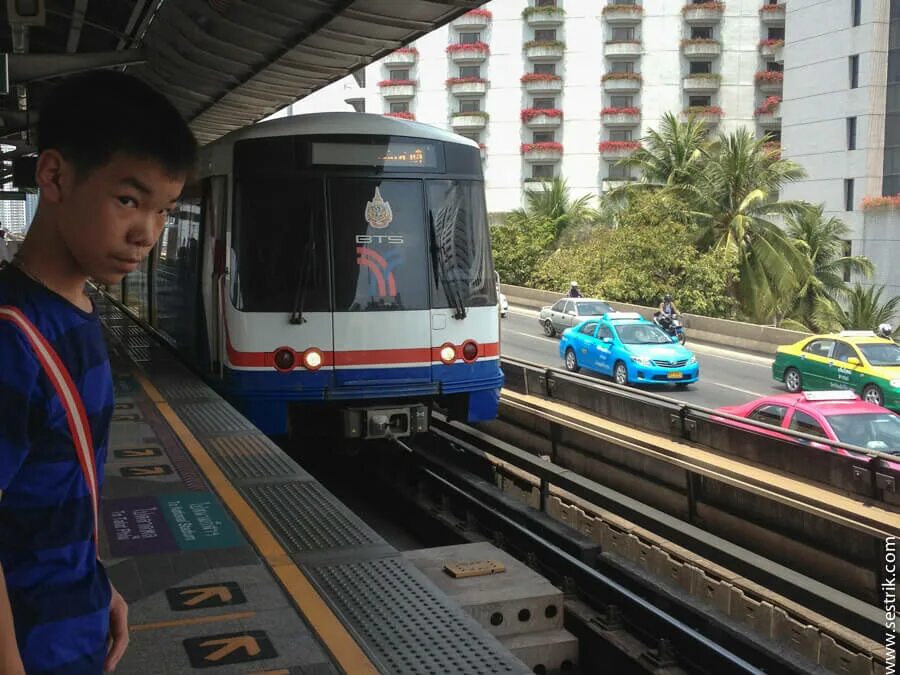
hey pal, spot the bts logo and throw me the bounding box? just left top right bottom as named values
left=355, top=234, right=404, bottom=245
left=357, top=246, right=401, bottom=297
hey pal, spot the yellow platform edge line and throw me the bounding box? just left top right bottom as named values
left=131, top=370, right=379, bottom=675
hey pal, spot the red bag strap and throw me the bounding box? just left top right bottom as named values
left=0, top=305, right=100, bottom=549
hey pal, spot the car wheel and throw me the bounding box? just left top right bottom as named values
left=543, top=320, right=556, bottom=337
left=614, top=361, right=628, bottom=386
left=862, top=384, right=884, bottom=406
left=564, top=348, right=579, bottom=373
left=784, top=367, right=802, bottom=393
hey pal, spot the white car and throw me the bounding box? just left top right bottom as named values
left=538, top=297, right=615, bottom=337
left=499, top=291, right=509, bottom=318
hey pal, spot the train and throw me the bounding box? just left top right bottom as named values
left=116, top=112, right=503, bottom=438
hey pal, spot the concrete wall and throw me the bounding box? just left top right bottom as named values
left=501, top=283, right=811, bottom=354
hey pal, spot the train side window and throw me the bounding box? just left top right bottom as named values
left=748, top=404, right=788, bottom=426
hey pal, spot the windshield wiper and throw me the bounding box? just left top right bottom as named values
left=289, top=238, right=316, bottom=325
left=429, top=211, right=467, bottom=320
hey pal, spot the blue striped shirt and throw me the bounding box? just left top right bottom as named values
left=0, top=264, right=112, bottom=674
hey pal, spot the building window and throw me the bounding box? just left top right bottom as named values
left=843, top=241, right=853, bottom=282
left=612, top=0, right=636, bottom=5
left=847, top=117, right=857, bottom=150
left=609, top=164, right=632, bottom=179
left=533, top=97, right=556, bottom=108
left=532, top=164, right=554, bottom=179
left=610, top=95, right=633, bottom=107
left=536, top=0, right=557, bottom=6
left=690, top=61, right=712, bottom=74
left=533, top=131, right=555, bottom=143
left=610, top=61, right=635, bottom=73
left=534, top=63, right=556, bottom=75
left=459, top=99, right=481, bottom=113
left=767, top=62, right=784, bottom=73
left=534, top=29, right=557, bottom=42
left=609, top=129, right=633, bottom=141
left=389, top=69, right=410, bottom=81
left=459, top=65, right=481, bottom=79
left=768, top=129, right=782, bottom=142
left=844, top=178, right=855, bottom=211
left=689, top=95, right=712, bottom=107
left=352, top=69, right=366, bottom=88
left=612, top=27, right=635, bottom=41
left=459, top=32, right=480, bottom=44
left=691, top=27, right=713, bottom=39
left=390, top=102, right=409, bottom=113
left=850, top=54, right=860, bottom=88
left=768, top=27, right=785, bottom=40
left=852, top=0, right=862, bottom=26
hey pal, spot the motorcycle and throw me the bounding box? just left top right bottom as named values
left=653, top=312, right=686, bottom=345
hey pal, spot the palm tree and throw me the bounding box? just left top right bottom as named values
left=786, top=205, right=874, bottom=329
left=619, top=112, right=709, bottom=188
left=813, top=284, right=900, bottom=333
left=513, top=177, right=597, bottom=240
left=692, top=128, right=811, bottom=323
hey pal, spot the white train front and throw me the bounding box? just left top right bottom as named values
left=123, top=113, right=503, bottom=437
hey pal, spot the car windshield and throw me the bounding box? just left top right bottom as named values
left=826, top=412, right=900, bottom=454
left=576, top=301, right=613, bottom=316
left=615, top=323, right=673, bottom=345
left=858, top=343, right=900, bottom=367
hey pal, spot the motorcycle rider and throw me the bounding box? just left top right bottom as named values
left=659, top=293, right=678, bottom=318
left=568, top=281, right=583, bottom=298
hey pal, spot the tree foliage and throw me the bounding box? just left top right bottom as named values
left=813, top=284, right=900, bottom=333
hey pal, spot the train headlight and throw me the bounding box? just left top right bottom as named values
left=303, top=348, right=324, bottom=371
left=440, top=343, right=457, bottom=364
left=462, top=340, right=479, bottom=362
left=273, top=348, right=296, bottom=372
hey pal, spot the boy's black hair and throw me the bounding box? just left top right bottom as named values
left=38, top=70, right=197, bottom=178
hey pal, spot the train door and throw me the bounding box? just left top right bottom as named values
left=201, top=176, right=228, bottom=375
left=328, top=178, right=432, bottom=391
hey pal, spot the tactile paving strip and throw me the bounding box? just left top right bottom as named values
left=206, top=435, right=311, bottom=482
left=242, top=482, right=384, bottom=552
left=177, top=401, right=258, bottom=436
left=308, top=557, right=527, bottom=675
left=154, top=378, right=220, bottom=402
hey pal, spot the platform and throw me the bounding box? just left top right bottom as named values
left=95, top=296, right=530, bottom=675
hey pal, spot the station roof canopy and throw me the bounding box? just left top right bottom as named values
left=0, top=0, right=486, bottom=147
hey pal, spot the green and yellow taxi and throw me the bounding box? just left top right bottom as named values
left=772, top=331, right=900, bottom=410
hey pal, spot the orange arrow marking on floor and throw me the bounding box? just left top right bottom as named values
left=120, top=449, right=158, bottom=458
left=128, top=466, right=167, bottom=476
left=200, top=635, right=260, bottom=662
left=180, top=586, right=233, bottom=607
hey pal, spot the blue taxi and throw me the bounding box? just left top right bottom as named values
left=559, top=312, right=699, bottom=387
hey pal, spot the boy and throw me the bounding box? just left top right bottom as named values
left=0, top=71, right=196, bottom=673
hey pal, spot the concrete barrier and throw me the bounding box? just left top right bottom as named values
left=500, top=283, right=811, bottom=355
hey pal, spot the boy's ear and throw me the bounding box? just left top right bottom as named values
left=35, top=150, right=70, bottom=203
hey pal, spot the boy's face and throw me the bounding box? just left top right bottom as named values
left=54, top=153, right=186, bottom=285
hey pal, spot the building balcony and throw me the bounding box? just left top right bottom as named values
left=602, top=177, right=637, bottom=191
left=383, top=48, right=418, bottom=67
left=755, top=71, right=783, bottom=93
left=682, top=2, right=725, bottom=24
left=601, top=107, right=641, bottom=127
left=523, top=177, right=556, bottom=190
left=378, top=80, right=416, bottom=99
left=446, top=77, right=488, bottom=96
left=524, top=40, right=565, bottom=61
left=521, top=142, right=564, bottom=162
left=605, top=40, right=642, bottom=59
left=521, top=73, right=563, bottom=94
left=774, top=42, right=784, bottom=64
left=450, top=112, right=488, bottom=130
left=601, top=4, right=643, bottom=24
left=681, top=106, right=723, bottom=125
left=599, top=141, right=641, bottom=159
left=754, top=95, right=781, bottom=128
left=523, top=6, right=566, bottom=27
left=521, top=108, right=564, bottom=128
left=760, top=3, right=786, bottom=24
left=602, top=73, right=642, bottom=92
left=681, top=39, right=722, bottom=58
left=758, top=39, right=784, bottom=60
left=446, top=42, right=490, bottom=64
left=683, top=74, right=721, bottom=92
left=453, top=8, right=491, bottom=30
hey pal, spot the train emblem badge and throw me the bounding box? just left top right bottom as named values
left=365, top=186, right=393, bottom=229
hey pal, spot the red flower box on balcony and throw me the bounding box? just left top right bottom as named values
left=384, top=112, right=415, bottom=120
left=394, top=47, right=418, bottom=55
left=598, top=141, right=641, bottom=151
left=755, top=71, right=784, bottom=82
left=758, top=38, right=785, bottom=47
left=521, top=73, right=562, bottom=83
left=601, top=72, right=643, bottom=82
left=760, top=3, right=785, bottom=11
left=682, top=1, right=725, bottom=11
left=521, top=108, right=564, bottom=122
left=754, top=95, right=781, bottom=115
left=601, top=107, right=640, bottom=115
left=465, top=8, right=492, bottom=18
left=446, top=76, right=488, bottom=86
left=762, top=141, right=782, bottom=158
left=446, top=41, right=490, bottom=55
left=601, top=4, right=643, bottom=14
left=378, top=79, right=416, bottom=87
left=684, top=105, right=724, bottom=116
left=862, top=195, right=900, bottom=210
left=521, top=142, right=564, bottom=154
